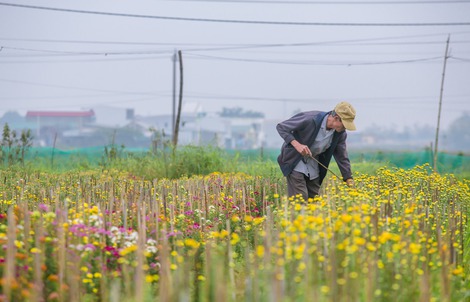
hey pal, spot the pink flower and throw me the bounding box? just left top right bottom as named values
left=38, top=203, right=49, bottom=212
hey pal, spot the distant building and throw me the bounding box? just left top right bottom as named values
left=138, top=102, right=207, bottom=145
left=137, top=103, right=268, bottom=149
left=26, top=110, right=95, bottom=131
left=92, top=106, right=134, bottom=128
left=25, top=109, right=95, bottom=146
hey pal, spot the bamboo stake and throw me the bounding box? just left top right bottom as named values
left=226, top=219, right=236, bottom=301
left=135, top=197, right=145, bottom=302
left=33, top=214, right=45, bottom=302
left=57, top=204, right=66, bottom=302
left=4, top=207, right=17, bottom=301
left=154, top=180, right=160, bottom=243
left=159, top=225, right=172, bottom=301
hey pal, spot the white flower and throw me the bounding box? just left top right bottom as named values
left=125, top=231, right=139, bottom=243
left=147, top=239, right=157, bottom=246
left=124, top=241, right=134, bottom=248
left=146, top=245, right=158, bottom=254
left=72, top=218, right=84, bottom=225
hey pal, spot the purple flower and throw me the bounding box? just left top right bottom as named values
left=166, top=231, right=182, bottom=238
left=83, top=243, right=96, bottom=252
left=38, top=203, right=49, bottom=212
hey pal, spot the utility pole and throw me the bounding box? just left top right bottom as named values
left=172, top=49, right=177, bottom=138
left=173, top=50, right=183, bottom=147
left=433, top=35, right=450, bottom=172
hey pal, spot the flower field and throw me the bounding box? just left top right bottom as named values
left=0, top=165, right=469, bottom=301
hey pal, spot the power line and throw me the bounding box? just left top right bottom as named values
left=166, top=0, right=470, bottom=4
left=0, top=96, right=161, bottom=111
left=1, top=52, right=444, bottom=65
left=185, top=53, right=443, bottom=65
left=0, top=93, right=136, bottom=101
left=3, top=39, right=470, bottom=55
left=2, top=30, right=470, bottom=46
left=0, top=54, right=171, bottom=64
left=2, top=75, right=468, bottom=102
left=2, top=40, right=469, bottom=59
left=451, top=56, right=470, bottom=62
left=1, top=32, right=469, bottom=57
left=181, top=39, right=470, bottom=53
left=2, top=35, right=469, bottom=58
left=0, top=45, right=173, bottom=56
left=0, top=46, right=460, bottom=65
left=0, top=46, right=109, bottom=56
left=0, top=37, right=247, bottom=47
left=3, top=90, right=468, bottom=105
left=0, top=78, right=162, bottom=96
left=1, top=2, right=470, bottom=26
left=181, top=93, right=470, bottom=105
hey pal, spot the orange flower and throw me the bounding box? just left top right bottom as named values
left=15, top=252, right=27, bottom=260
left=47, top=274, right=59, bottom=282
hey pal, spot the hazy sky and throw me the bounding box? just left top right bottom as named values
left=1, top=0, right=469, bottom=132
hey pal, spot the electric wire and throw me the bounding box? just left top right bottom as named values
left=1, top=2, right=470, bottom=26
left=1, top=33, right=469, bottom=60
left=0, top=45, right=174, bottom=56
left=185, top=53, right=444, bottom=65
left=1, top=31, right=469, bottom=58
left=2, top=75, right=468, bottom=105
left=1, top=96, right=161, bottom=111
left=1, top=35, right=468, bottom=65
left=164, top=0, right=470, bottom=4
left=0, top=78, right=164, bottom=96
left=0, top=54, right=171, bottom=64
left=451, top=56, right=470, bottom=62
left=2, top=39, right=470, bottom=57
left=2, top=30, right=470, bottom=46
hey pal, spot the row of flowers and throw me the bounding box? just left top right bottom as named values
left=0, top=165, right=468, bottom=301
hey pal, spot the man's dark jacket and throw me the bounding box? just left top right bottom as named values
left=276, top=110, right=352, bottom=184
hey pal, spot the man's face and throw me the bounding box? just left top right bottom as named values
left=330, top=115, right=346, bottom=132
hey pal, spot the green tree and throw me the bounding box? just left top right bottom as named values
left=1, top=123, right=34, bottom=166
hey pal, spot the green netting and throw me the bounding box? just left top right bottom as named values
left=348, top=151, right=469, bottom=173
left=226, top=148, right=469, bottom=174
left=26, top=146, right=148, bottom=163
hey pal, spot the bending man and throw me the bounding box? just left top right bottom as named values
left=276, top=102, right=356, bottom=201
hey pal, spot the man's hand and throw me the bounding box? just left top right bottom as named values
left=291, top=140, right=312, bottom=157
left=346, top=178, right=355, bottom=188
